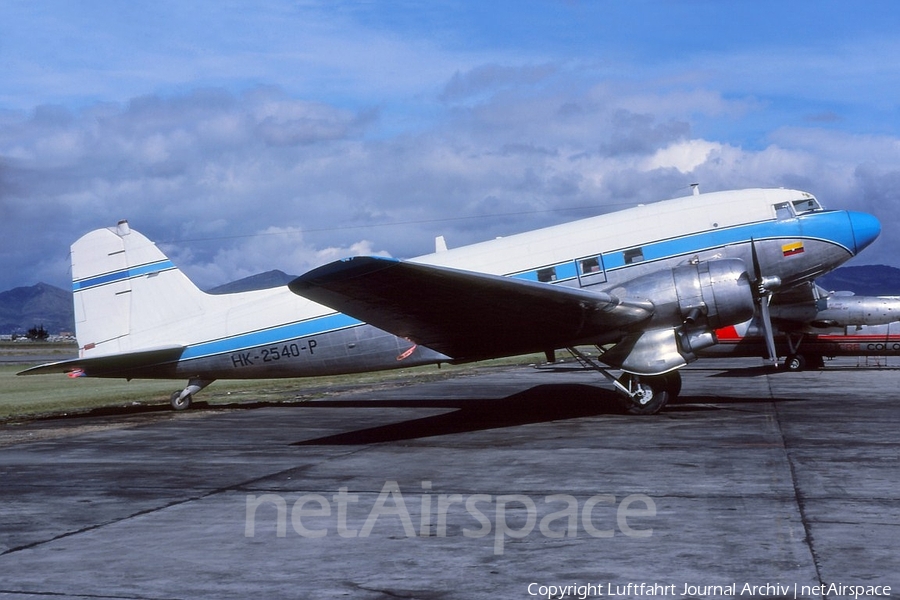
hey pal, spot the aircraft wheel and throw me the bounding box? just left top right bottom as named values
left=619, top=374, right=670, bottom=416
left=170, top=391, right=192, bottom=411
left=784, top=354, right=806, bottom=372
left=661, top=370, right=682, bottom=399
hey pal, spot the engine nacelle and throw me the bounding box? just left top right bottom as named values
left=810, top=295, right=900, bottom=328
left=612, top=258, right=756, bottom=333
left=767, top=293, right=900, bottom=329
left=600, top=259, right=756, bottom=373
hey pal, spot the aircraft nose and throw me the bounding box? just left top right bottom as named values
left=848, top=211, right=881, bottom=255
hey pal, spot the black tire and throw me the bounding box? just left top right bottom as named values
left=661, top=370, right=682, bottom=399
left=619, top=374, right=670, bottom=415
left=170, top=391, right=192, bottom=411
left=784, top=354, right=806, bottom=372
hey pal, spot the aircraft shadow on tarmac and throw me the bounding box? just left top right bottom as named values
left=293, top=384, right=618, bottom=445
left=292, top=384, right=798, bottom=446
left=23, top=383, right=796, bottom=444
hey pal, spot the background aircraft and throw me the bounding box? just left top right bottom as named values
left=703, top=286, right=900, bottom=369
left=20, top=188, right=881, bottom=415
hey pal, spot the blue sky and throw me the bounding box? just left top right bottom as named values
left=2, top=1, right=900, bottom=291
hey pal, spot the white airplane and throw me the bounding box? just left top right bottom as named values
left=19, top=188, right=881, bottom=414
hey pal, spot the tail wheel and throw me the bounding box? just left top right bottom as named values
left=618, top=373, right=670, bottom=415
left=168, top=379, right=214, bottom=411
left=170, top=391, right=192, bottom=411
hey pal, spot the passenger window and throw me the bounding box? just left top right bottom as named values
left=623, top=248, right=644, bottom=264
left=580, top=257, right=601, bottom=274
left=537, top=267, right=557, bottom=282
left=773, top=202, right=794, bottom=220
left=577, top=255, right=607, bottom=286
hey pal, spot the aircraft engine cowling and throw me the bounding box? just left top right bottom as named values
left=601, top=259, right=756, bottom=374
left=612, top=258, right=756, bottom=338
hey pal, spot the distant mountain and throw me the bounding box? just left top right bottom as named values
left=3, top=265, right=900, bottom=336
left=0, top=283, right=75, bottom=336
left=206, top=270, right=297, bottom=294
left=818, top=265, right=900, bottom=296
left=0, top=270, right=298, bottom=336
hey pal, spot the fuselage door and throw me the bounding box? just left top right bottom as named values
left=576, top=254, right=607, bottom=287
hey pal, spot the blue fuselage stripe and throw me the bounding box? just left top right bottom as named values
left=102, top=210, right=855, bottom=363
left=512, top=211, right=852, bottom=282
left=180, top=313, right=363, bottom=360
left=73, top=260, right=176, bottom=292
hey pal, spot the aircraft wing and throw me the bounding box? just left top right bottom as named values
left=289, top=257, right=653, bottom=362
left=18, top=346, right=185, bottom=378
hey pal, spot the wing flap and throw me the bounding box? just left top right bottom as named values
left=289, top=257, right=653, bottom=361
left=17, top=345, right=186, bottom=378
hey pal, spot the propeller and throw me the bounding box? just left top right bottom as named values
left=750, top=239, right=781, bottom=366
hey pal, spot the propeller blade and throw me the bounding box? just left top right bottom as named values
left=758, top=294, right=778, bottom=365
left=750, top=238, right=779, bottom=366
left=750, top=236, right=763, bottom=282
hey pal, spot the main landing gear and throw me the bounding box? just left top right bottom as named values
left=779, top=332, right=825, bottom=372
left=614, top=371, right=681, bottom=415
left=782, top=353, right=824, bottom=372
left=169, top=378, right=215, bottom=410
left=566, top=347, right=681, bottom=415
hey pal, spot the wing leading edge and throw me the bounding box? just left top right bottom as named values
left=289, top=257, right=654, bottom=362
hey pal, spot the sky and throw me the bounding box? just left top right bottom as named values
left=2, top=0, right=900, bottom=292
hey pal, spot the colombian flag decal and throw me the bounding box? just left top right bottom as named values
left=782, top=241, right=805, bottom=257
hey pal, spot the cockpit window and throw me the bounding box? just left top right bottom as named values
left=774, top=202, right=794, bottom=220
left=791, top=197, right=822, bottom=214
left=773, top=196, right=822, bottom=220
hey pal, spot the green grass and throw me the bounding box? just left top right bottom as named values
left=0, top=365, right=180, bottom=419
left=0, top=350, right=543, bottom=421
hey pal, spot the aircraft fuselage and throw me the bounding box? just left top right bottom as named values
left=22, top=188, right=881, bottom=391
left=162, top=189, right=877, bottom=379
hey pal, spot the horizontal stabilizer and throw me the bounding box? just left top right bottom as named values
left=18, top=346, right=186, bottom=379
left=290, top=257, right=653, bottom=361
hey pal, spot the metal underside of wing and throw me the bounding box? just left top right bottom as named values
left=290, top=257, right=654, bottom=362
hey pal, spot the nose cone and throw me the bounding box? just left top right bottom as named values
left=848, top=211, right=881, bottom=255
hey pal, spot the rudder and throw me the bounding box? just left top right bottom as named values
left=72, top=221, right=207, bottom=357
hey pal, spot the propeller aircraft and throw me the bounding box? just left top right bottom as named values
left=704, top=288, right=900, bottom=370
left=19, top=188, right=881, bottom=415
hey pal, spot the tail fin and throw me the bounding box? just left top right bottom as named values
left=72, top=220, right=207, bottom=357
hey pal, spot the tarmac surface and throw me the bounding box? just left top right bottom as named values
left=0, top=358, right=898, bottom=599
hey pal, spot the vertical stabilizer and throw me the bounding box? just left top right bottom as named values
left=71, top=222, right=207, bottom=357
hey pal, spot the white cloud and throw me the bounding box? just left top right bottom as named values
left=169, top=226, right=390, bottom=290
left=4, top=62, right=900, bottom=293
left=644, top=140, right=720, bottom=173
